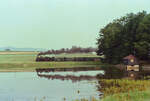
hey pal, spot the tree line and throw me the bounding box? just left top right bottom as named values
left=97, top=11, right=150, bottom=64
left=38, top=46, right=97, bottom=55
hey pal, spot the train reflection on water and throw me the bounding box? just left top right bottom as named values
left=0, top=69, right=104, bottom=101
left=37, top=70, right=105, bottom=82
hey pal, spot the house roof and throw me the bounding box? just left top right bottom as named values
left=123, top=54, right=137, bottom=60
left=123, top=54, right=139, bottom=65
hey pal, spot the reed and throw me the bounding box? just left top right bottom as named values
left=99, top=79, right=150, bottom=97
left=100, top=79, right=150, bottom=101
left=74, top=79, right=150, bottom=101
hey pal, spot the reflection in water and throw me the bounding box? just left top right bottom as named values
left=36, top=67, right=102, bottom=73
left=38, top=74, right=98, bottom=83
left=0, top=72, right=103, bottom=101
left=37, top=70, right=104, bottom=82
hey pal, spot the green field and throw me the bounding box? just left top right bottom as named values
left=0, top=51, right=102, bottom=72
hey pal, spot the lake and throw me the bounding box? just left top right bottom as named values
left=0, top=71, right=103, bottom=101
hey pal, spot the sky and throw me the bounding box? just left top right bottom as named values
left=0, top=0, right=150, bottom=49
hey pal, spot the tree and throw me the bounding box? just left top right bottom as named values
left=97, top=11, right=150, bottom=64
left=5, top=49, right=11, bottom=51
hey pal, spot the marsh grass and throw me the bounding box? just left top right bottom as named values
left=75, top=79, right=150, bottom=101
left=99, top=79, right=150, bottom=97
left=100, top=79, right=150, bottom=101
left=74, top=97, right=99, bottom=101
left=102, top=90, right=150, bottom=101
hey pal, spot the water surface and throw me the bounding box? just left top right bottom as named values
left=0, top=71, right=102, bottom=101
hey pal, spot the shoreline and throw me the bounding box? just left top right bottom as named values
left=0, top=70, right=36, bottom=72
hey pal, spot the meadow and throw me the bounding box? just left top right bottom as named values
left=0, top=51, right=102, bottom=72
left=75, top=79, right=150, bottom=101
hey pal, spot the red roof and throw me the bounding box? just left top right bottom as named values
left=123, top=54, right=136, bottom=60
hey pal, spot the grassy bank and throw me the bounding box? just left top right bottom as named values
left=102, top=90, right=150, bottom=101
left=74, top=79, right=150, bottom=101
left=75, top=91, right=150, bottom=101
left=100, top=79, right=150, bottom=101
left=0, top=51, right=102, bottom=72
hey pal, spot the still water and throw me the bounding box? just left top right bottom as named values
left=0, top=71, right=103, bottom=101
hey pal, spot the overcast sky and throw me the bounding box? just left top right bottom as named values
left=0, top=0, right=150, bottom=49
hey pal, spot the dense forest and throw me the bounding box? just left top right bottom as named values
left=97, top=11, right=150, bottom=64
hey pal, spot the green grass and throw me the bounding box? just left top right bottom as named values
left=0, top=52, right=102, bottom=71
left=0, top=54, right=36, bottom=63
left=102, top=90, right=150, bottom=101
left=100, top=79, right=150, bottom=101
left=74, top=91, right=150, bottom=101
left=74, top=79, right=150, bottom=101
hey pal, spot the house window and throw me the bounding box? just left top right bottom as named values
left=130, top=59, right=134, bottom=63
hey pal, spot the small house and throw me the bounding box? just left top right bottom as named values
left=123, top=54, right=140, bottom=72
